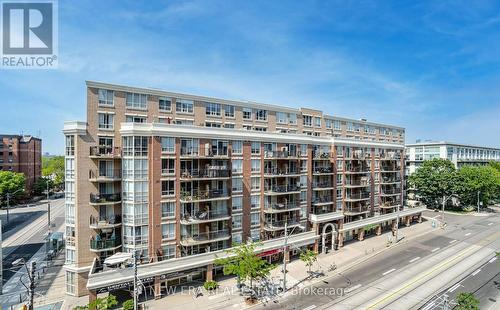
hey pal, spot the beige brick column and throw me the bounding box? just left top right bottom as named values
left=206, top=264, right=214, bottom=282
left=358, top=229, right=364, bottom=241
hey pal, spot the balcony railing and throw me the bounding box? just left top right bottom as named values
left=180, top=189, right=229, bottom=202
left=181, top=147, right=228, bottom=157
left=264, top=203, right=301, bottom=212
left=345, top=166, right=370, bottom=173
left=264, top=150, right=299, bottom=159
left=90, top=193, right=121, bottom=204
left=264, top=184, right=301, bottom=193
left=313, top=152, right=331, bottom=159
left=345, top=206, right=370, bottom=213
left=313, top=167, right=333, bottom=174
left=380, top=164, right=401, bottom=171
left=380, top=189, right=401, bottom=195
left=345, top=179, right=370, bottom=186
left=89, top=215, right=121, bottom=228
left=89, top=169, right=121, bottom=181
left=263, top=168, right=299, bottom=175
left=313, top=195, right=333, bottom=204
left=180, top=168, right=230, bottom=179
left=264, top=219, right=301, bottom=230
left=312, top=182, right=333, bottom=188
left=181, top=210, right=230, bottom=223
left=90, top=237, right=121, bottom=251
left=180, top=230, right=230, bottom=244
left=345, top=192, right=371, bottom=200
left=90, top=146, right=121, bottom=158
left=380, top=177, right=401, bottom=183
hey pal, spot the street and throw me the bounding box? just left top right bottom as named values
left=1, top=198, right=65, bottom=308
left=254, top=210, right=500, bottom=310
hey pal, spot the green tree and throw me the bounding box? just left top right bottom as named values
left=455, top=292, right=480, bottom=310
left=33, top=176, right=55, bottom=196
left=489, top=161, right=500, bottom=172
left=299, top=249, right=318, bottom=274
left=408, top=158, right=457, bottom=208
left=454, top=165, right=500, bottom=207
left=0, top=171, right=26, bottom=203
left=73, top=294, right=118, bottom=310
left=122, top=299, right=134, bottom=310
left=42, top=155, right=64, bottom=187
left=215, top=241, right=275, bottom=291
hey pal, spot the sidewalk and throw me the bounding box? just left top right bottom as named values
left=142, top=220, right=436, bottom=310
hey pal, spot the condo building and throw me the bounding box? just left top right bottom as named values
left=63, top=81, right=425, bottom=300
left=406, top=141, right=500, bottom=174
left=0, top=134, right=42, bottom=192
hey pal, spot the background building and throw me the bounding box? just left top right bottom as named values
left=0, top=135, right=42, bottom=193
left=406, top=141, right=500, bottom=174
left=63, top=81, right=424, bottom=299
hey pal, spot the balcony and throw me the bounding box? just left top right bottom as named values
left=90, top=193, right=121, bottom=205
left=380, top=177, right=401, bottom=184
left=89, top=146, right=121, bottom=159
left=90, top=237, right=121, bottom=252
left=313, top=167, right=333, bottom=174
left=345, top=192, right=371, bottom=201
left=345, top=151, right=366, bottom=160
left=180, top=189, right=230, bottom=203
left=344, top=179, right=370, bottom=187
left=313, top=152, right=332, bottom=160
left=180, top=210, right=231, bottom=224
left=89, top=215, right=121, bottom=229
left=380, top=164, right=401, bottom=172
left=345, top=166, right=371, bottom=174
left=264, top=168, right=300, bottom=177
left=344, top=206, right=370, bottom=214
left=180, top=230, right=230, bottom=246
left=264, top=184, right=301, bottom=195
left=264, top=219, right=301, bottom=231
left=379, top=202, right=401, bottom=209
left=380, top=189, right=401, bottom=196
left=312, top=195, right=334, bottom=205
left=89, top=169, right=121, bottom=182
left=312, top=182, right=334, bottom=190
left=379, top=152, right=401, bottom=160
left=181, top=146, right=229, bottom=158
left=264, top=203, right=301, bottom=213
left=264, top=150, right=299, bottom=159
left=180, top=168, right=230, bottom=180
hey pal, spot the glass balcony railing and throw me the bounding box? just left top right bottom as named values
left=180, top=230, right=230, bottom=245
left=345, top=192, right=371, bottom=200
left=312, top=182, right=333, bottom=188
left=90, top=193, right=121, bottom=204
left=90, top=237, right=121, bottom=251
left=313, top=152, right=332, bottom=159
left=89, top=169, right=121, bottom=180
left=263, top=168, right=299, bottom=175
left=180, top=168, right=230, bottom=179
left=264, top=150, right=299, bottom=159
left=90, top=146, right=121, bottom=158
left=181, top=210, right=230, bottom=223
left=313, top=167, right=333, bottom=174
left=264, top=202, right=301, bottom=212
left=180, top=189, right=230, bottom=202
left=313, top=195, right=333, bottom=204
left=264, top=219, right=301, bottom=230
left=264, top=184, right=301, bottom=193
left=89, top=215, right=121, bottom=228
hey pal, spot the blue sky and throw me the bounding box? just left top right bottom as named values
left=1, top=0, right=500, bottom=154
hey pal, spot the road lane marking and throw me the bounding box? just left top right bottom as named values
left=487, top=223, right=493, bottom=226
left=302, top=305, right=317, bottom=310
left=382, top=268, right=396, bottom=276
left=421, top=301, right=435, bottom=310
left=449, top=239, right=458, bottom=244
left=465, top=232, right=471, bottom=236
left=344, top=284, right=362, bottom=293
left=489, top=257, right=497, bottom=263
left=409, top=257, right=420, bottom=263
left=448, top=283, right=461, bottom=292
left=471, top=269, right=481, bottom=276
left=431, top=247, right=440, bottom=252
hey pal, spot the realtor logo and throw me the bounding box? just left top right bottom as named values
left=1, top=0, right=58, bottom=69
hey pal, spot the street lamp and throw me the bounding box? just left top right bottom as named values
left=282, top=222, right=305, bottom=292
left=4, top=188, right=25, bottom=224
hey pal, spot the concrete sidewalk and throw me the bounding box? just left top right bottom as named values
left=140, top=220, right=436, bottom=310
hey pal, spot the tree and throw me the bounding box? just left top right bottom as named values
left=122, top=299, right=134, bottom=310
left=0, top=171, right=26, bottom=203
left=408, top=158, right=457, bottom=208
left=454, top=165, right=500, bottom=207
left=455, top=292, right=480, bottom=310
left=33, top=176, right=54, bottom=196
left=42, top=155, right=64, bottom=187
left=299, top=249, right=318, bottom=274
left=73, top=294, right=118, bottom=310
left=215, top=241, right=275, bottom=292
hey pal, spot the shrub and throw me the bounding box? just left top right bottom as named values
left=122, top=299, right=134, bottom=310
left=203, top=280, right=218, bottom=290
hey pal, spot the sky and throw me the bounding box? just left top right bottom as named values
left=1, top=0, right=500, bottom=155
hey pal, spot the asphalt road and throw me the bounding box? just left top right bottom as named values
left=255, top=211, right=500, bottom=310
left=0, top=198, right=65, bottom=308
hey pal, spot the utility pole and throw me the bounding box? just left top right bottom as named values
left=443, top=294, right=449, bottom=310
left=441, top=195, right=446, bottom=228
left=46, top=180, right=51, bottom=233
left=394, top=205, right=401, bottom=244
left=28, top=261, right=36, bottom=310
left=282, top=221, right=288, bottom=292
left=133, top=250, right=138, bottom=310
left=6, top=193, right=10, bottom=224
left=477, top=191, right=480, bottom=213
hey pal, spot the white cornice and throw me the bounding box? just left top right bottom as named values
left=63, top=121, right=87, bottom=135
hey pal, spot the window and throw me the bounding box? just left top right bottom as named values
left=250, top=229, right=260, bottom=241
left=232, top=159, right=243, bottom=174
left=253, top=127, right=267, bottom=132
left=243, top=125, right=252, bottom=130
left=347, top=122, right=354, bottom=131
left=161, top=158, right=175, bottom=175
left=232, top=177, right=243, bottom=192
left=243, top=108, right=252, bottom=120
left=176, top=99, right=194, bottom=113
left=224, top=105, right=235, bottom=117
left=251, top=195, right=260, bottom=208
left=300, top=144, right=307, bottom=156
left=255, top=109, right=267, bottom=121
left=162, top=223, right=175, bottom=239
left=251, top=177, right=260, bottom=191
left=250, top=212, right=260, bottom=226
left=125, top=115, right=146, bottom=123
left=65, top=158, right=75, bottom=179
left=174, top=119, right=194, bottom=126
left=159, top=97, right=172, bottom=111
left=289, top=113, right=297, bottom=125
left=126, top=93, right=147, bottom=110
left=161, top=245, right=176, bottom=260
left=224, top=123, right=235, bottom=129
left=206, top=103, right=221, bottom=116
left=251, top=142, right=261, bottom=155
left=251, top=159, right=261, bottom=172
left=205, top=122, right=222, bottom=128
left=325, top=119, right=332, bottom=129
left=232, top=232, right=242, bottom=244
left=65, top=135, right=74, bottom=156
left=98, top=113, right=114, bottom=130
left=66, top=271, right=75, bottom=295
left=300, top=175, right=307, bottom=187
left=161, top=180, right=175, bottom=196
left=314, top=117, right=321, bottom=127
left=303, top=115, right=312, bottom=127
left=161, top=202, right=175, bottom=218
left=334, top=120, right=341, bottom=130
left=161, top=137, right=175, bottom=153
left=277, top=112, right=287, bottom=124
left=232, top=196, right=243, bottom=211
left=66, top=248, right=75, bottom=264
left=98, top=89, right=113, bottom=106
left=232, top=214, right=242, bottom=229
left=232, top=141, right=242, bottom=154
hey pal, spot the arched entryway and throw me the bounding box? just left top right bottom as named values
left=321, top=223, right=338, bottom=254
